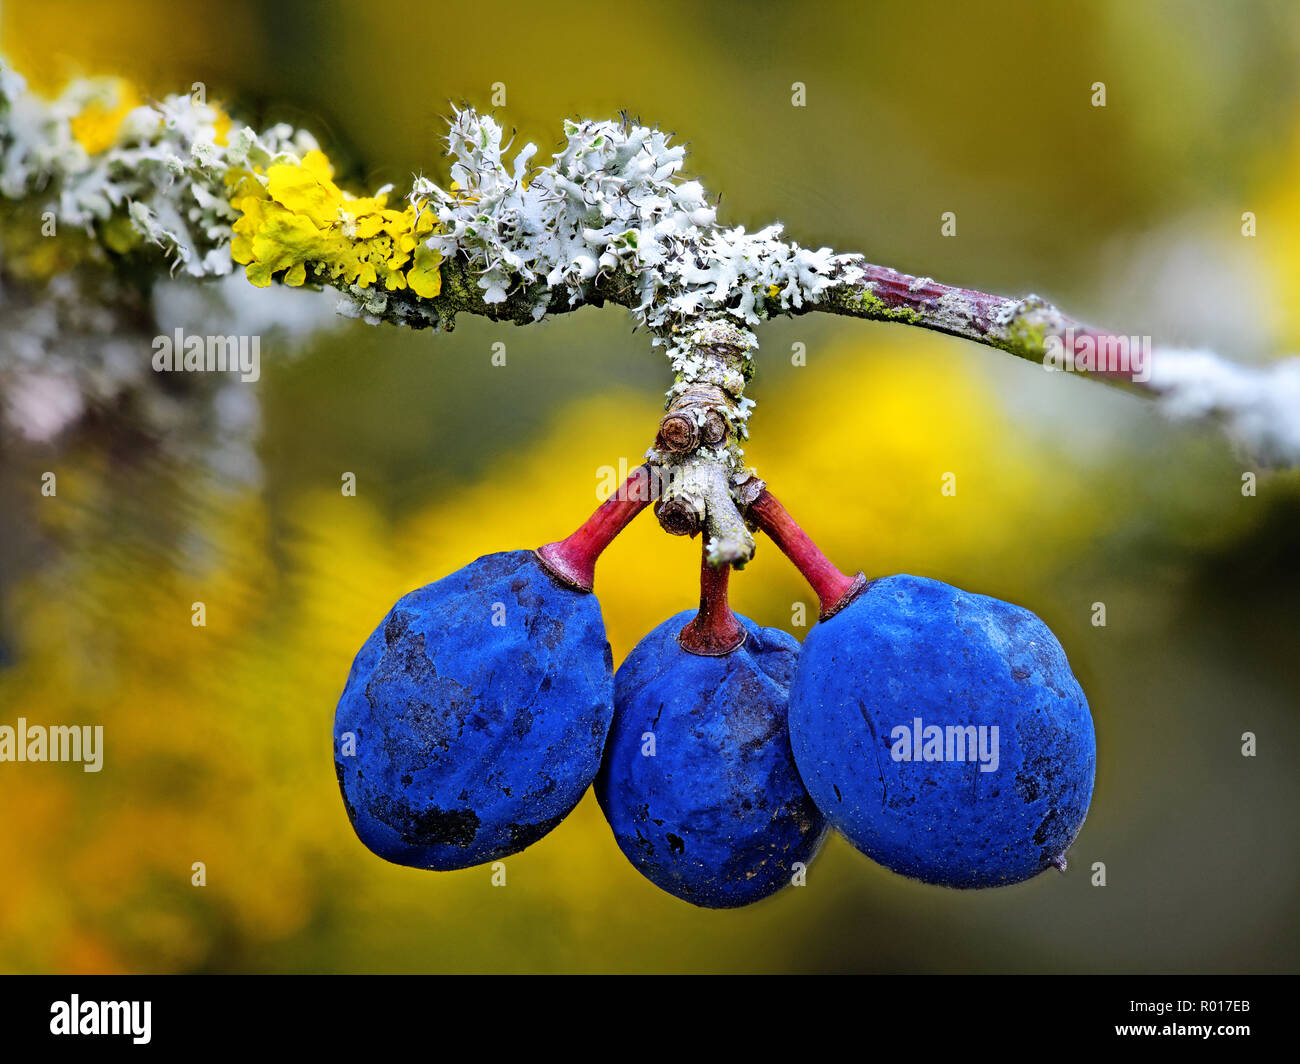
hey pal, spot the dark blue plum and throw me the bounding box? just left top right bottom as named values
left=334, top=550, right=614, bottom=870
left=596, top=611, right=827, bottom=908
left=789, top=574, right=1095, bottom=888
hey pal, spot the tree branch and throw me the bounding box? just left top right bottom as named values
left=3, top=63, right=1298, bottom=479
left=811, top=259, right=1137, bottom=384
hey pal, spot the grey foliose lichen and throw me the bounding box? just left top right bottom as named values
left=415, top=109, right=863, bottom=343
left=0, top=65, right=338, bottom=451
left=1, top=64, right=867, bottom=448
left=0, top=64, right=315, bottom=278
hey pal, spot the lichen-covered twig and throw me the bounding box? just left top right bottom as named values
left=808, top=262, right=1300, bottom=465
left=3, top=63, right=1298, bottom=561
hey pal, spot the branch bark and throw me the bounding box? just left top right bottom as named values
left=4, top=70, right=1297, bottom=473
left=804, top=257, right=1150, bottom=392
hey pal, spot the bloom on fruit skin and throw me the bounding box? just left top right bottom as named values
left=789, top=574, right=1096, bottom=888
left=596, top=610, right=827, bottom=908
left=333, top=551, right=614, bottom=871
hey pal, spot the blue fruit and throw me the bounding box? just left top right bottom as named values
left=596, top=611, right=828, bottom=908
left=334, top=550, right=614, bottom=870
left=789, top=574, right=1095, bottom=888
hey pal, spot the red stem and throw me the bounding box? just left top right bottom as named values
left=678, top=546, right=746, bottom=656
left=748, top=489, right=867, bottom=620
left=535, top=465, right=654, bottom=592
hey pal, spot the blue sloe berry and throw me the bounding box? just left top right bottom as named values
left=596, top=610, right=828, bottom=908
left=789, top=574, right=1095, bottom=888
left=334, top=550, right=614, bottom=870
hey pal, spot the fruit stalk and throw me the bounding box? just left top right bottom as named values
left=678, top=547, right=747, bottom=656
left=748, top=489, right=867, bottom=620
left=536, top=465, right=655, bottom=592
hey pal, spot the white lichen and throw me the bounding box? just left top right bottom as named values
left=0, top=65, right=316, bottom=278
left=0, top=66, right=337, bottom=455
left=3, top=61, right=1299, bottom=480
left=1148, top=348, right=1300, bottom=466
left=417, top=109, right=862, bottom=340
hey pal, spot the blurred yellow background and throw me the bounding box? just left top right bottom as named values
left=0, top=0, right=1297, bottom=972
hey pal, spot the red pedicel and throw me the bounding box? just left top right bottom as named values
left=748, top=489, right=867, bottom=620
left=678, top=547, right=747, bottom=656
left=536, top=464, right=655, bottom=592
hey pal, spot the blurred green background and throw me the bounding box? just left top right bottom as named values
left=0, top=0, right=1297, bottom=973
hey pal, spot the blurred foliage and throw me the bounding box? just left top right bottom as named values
left=0, top=0, right=1298, bottom=973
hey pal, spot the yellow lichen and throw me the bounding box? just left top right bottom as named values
left=229, top=148, right=441, bottom=296
left=212, top=108, right=231, bottom=148
left=69, top=80, right=141, bottom=154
